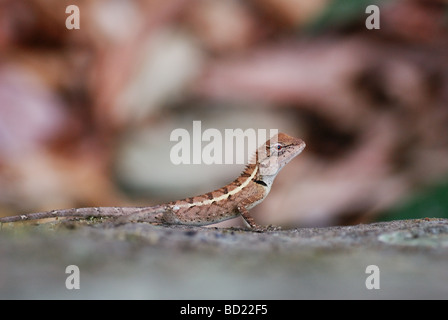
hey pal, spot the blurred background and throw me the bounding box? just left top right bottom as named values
left=0, top=0, right=447, bottom=227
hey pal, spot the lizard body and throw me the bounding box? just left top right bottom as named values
left=0, top=133, right=305, bottom=230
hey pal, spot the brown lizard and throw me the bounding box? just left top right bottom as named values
left=0, top=133, right=305, bottom=230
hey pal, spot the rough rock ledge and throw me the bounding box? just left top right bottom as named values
left=1, top=218, right=447, bottom=299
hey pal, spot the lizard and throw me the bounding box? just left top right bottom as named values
left=0, top=133, right=306, bottom=230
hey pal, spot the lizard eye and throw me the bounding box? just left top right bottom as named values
left=272, top=143, right=282, bottom=150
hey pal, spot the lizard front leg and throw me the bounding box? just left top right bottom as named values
left=237, top=196, right=282, bottom=232
left=236, top=197, right=269, bottom=231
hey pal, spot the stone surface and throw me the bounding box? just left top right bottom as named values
left=1, top=218, right=447, bottom=299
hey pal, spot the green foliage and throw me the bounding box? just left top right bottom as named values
left=305, top=0, right=386, bottom=34
left=380, top=178, right=448, bottom=221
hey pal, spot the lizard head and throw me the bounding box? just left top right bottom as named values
left=257, top=133, right=306, bottom=179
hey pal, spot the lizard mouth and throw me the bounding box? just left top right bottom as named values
left=297, top=141, right=306, bottom=153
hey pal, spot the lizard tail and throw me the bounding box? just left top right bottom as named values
left=0, top=205, right=167, bottom=224
left=113, top=205, right=168, bottom=224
